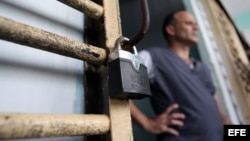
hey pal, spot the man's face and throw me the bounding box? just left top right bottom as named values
left=171, top=12, right=198, bottom=45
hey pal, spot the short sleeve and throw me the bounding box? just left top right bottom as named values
left=138, top=50, right=155, bottom=81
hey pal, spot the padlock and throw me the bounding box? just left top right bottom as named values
left=108, top=37, right=151, bottom=99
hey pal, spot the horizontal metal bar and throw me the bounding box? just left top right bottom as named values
left=0, top=113, right=110, bottom=139
left=0, top=16, right=107, bottom=65
left=58, top=0, right=104, bottom=20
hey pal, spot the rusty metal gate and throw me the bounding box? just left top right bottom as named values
left=0, top=0, right=150, bottom=141
left=1, top=0, right=250, bottom=140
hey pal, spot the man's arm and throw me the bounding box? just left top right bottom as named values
left=213, top=94, right=232, bottom=125
left=129, top=100, right=185, bottom=136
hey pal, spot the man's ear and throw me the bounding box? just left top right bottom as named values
left=165, top=25, right=175, bottom=36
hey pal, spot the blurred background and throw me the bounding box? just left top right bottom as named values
left=0, top=0, right=250, bottom=141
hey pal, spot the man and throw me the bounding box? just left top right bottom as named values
left=129, top=10, right=231, bottom=141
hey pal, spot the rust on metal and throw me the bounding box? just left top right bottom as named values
left=102, top=0, right=134, bottom=140
left=103, top=0, right=122, bottom=52
left=0, top=16, right=107, bottom=65
left=0, top=113, right=110, bottom=139
left=58, top=0, right=104, bottom=20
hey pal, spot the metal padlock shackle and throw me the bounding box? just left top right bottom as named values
left=115, top=36, right=138, bottom=55
left=122, top=0, right=150, bottom=48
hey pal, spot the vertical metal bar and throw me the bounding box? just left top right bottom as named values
left=83, top=0, right=108, bottom=140
left=102, top=0, right=134, bottom=141
left=103, top=0, right=122, bottom=52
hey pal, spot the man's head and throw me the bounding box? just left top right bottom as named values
left=162, top=10, right=198, bottom=46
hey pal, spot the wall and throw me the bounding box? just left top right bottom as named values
left=0, top=0, right=84, bottom=140
left=183, top=0, right=244, bottom=124
left=219, top=0, right=250, bottom=46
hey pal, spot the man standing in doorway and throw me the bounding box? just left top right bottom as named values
left=130, top=10, right=232, bottom=141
